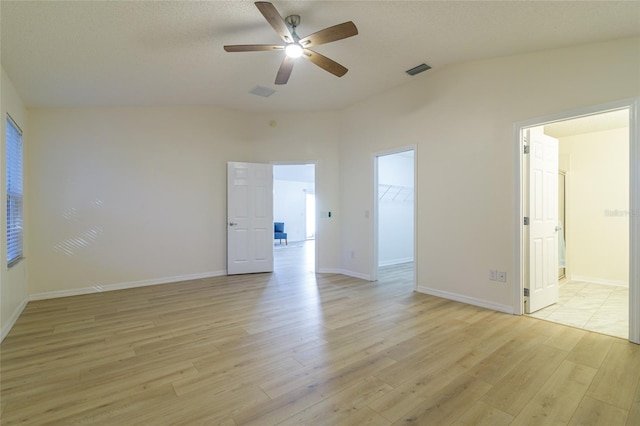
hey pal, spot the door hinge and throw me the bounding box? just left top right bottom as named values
left=524, top=288, right=530, bottom=297
left=523, top=145, right=530, bottom=154
left=524, top=217, right=529, bottom=225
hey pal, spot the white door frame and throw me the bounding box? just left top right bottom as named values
left=371, top=145, right=417, bottom=291
left=513, top=98, right=640, bottom=344
left=272, top=161, right=318, bottom=273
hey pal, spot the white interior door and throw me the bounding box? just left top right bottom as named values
left=527, top=128, right=559, bottom=313
left=227, top=162, right=273, bottom=275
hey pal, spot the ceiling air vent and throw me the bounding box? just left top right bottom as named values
left=406, top=63, right=431, bottom=76
left=249, top=86, right=276, bottom=98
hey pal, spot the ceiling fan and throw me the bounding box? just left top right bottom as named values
left=224, top=1, right=358, bottom=85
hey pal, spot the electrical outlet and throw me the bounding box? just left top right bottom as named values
left=489, top=270, right=497, bottom=281
left=498, top=271, right=507, bottom=282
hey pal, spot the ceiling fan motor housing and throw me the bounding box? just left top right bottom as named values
left=285, top=15, right=301, bottom=29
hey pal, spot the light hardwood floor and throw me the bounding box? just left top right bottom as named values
left=1, top=243, right=639, bottom=425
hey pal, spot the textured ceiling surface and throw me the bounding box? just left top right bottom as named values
left=2, top=1, right=639, bottom=112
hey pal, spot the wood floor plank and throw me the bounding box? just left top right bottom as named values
left=367, top=388, right=427, bottom=423
left=544, top=325, right=588, bottom=352
left=586, top=340, right=640, bottom=410
left=391, top=373, right=493, bottom=425
left=277, top=376, right=392, bottom=425
left=510, top=360, right=597, bottom=425
left=628, top=380, right=640, bottom=426
left=481, top=343, right=569, bottom=416
left=1, top=246, right=636, bottom=425
left=158, top=382, right=271, bottom=424
left=173, top=356, right=303, bottom=397
left=451, top=400, right=514, bottom=426
left=567, top=332, right=616, bottom=369
left=368, top=354, right=471, bottom=422
left=233, top=351, right=397, bottom=425
left=466, top=331, right=550, bottom=385
left=631, top=406, right=640, bottom=426
left=569, top=395, right=630, bottom=426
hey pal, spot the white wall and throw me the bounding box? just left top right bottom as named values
left=27, top=107, right=251, bottom=296
left=25, top=107, right=343, bottom=297
left=339, top=37, right=640, bottom=312
left=378, top=152, right=414, bottom=266
left=560, top=127, right=629, bottom=285
left=247, top=112, right=341, bottom=273
left=5, top=37, right=640, bottom=332
left=1, top=67, right=29, bottom=339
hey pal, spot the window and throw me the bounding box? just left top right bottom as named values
left=6, top=115, right=23, bottom=266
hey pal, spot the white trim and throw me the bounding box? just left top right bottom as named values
left=29, top=270, right=227, bottom=301
left=514, top=97, right=640, bottom=344
left=416, top=285, right=514, bottom=315
left=1, top=296, right=28, bottom=342
left=340, top=270, right=372, bottom=281
left=570, top=275, right=628, bottom=288
left=316, top=268, right=343, bottom=275
left=630, top=98, right=640, bottom=344
left=317, top=268, right=372, bottom=281
left=379, top=257, right=414, bottom=267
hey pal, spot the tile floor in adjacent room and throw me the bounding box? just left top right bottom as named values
left=529, top=280, right=628, bottom=339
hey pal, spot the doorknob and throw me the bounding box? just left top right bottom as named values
left=229, top=222, right=238, bottom=226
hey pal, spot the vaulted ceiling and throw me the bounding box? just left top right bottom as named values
left=2, top=1, right=639, bottom=112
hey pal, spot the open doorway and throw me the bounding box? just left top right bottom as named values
left=373, top=148, right=416, bottom=289
left=273, top=164, right=316, bottom=272
left=516, top=99, right=639, bottom=343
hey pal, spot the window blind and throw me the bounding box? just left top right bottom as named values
left=6, top=115, right=23, bottom=266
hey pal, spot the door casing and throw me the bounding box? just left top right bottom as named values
left=371, top=145, right=417, bottom=289
left=513, top=98, right=640, bottom=344
left=272, top=161, right=318, bottom=273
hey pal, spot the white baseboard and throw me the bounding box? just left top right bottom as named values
left=316, top=268, right=341, bottom=275
left=316, top=268, right=373, bottom=281
left=416, top=285, right=514, bottom=315
left=29, top=270, right=227, bottom=301
left=570, top=275, right=628, bottom=287
left=1, top=296, right=28, bottom=342
left=339, top=270, right=373, bottom=281
left=379, top=257, right=414, bottom=267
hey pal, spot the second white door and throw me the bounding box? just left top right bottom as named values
left=527, top=128, right=559, bottom=313
left=227, top=162, right=273, bottom=275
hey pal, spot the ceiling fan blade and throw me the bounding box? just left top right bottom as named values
left=299, top=21, right=358, bottom=48
left=224, top=44, right=284, bottom=52
left=255, top=2, right=294, bottom=43
left=302, top=49, right=348, bottom=78
left=275, top=56, right=295, bottom=85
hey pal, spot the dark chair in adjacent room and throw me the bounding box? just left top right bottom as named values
left=274, top=222, right=287, bottom=245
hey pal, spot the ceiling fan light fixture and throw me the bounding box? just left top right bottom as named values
left=285, top=43, right=303, bottom=58
left=224, top=2, right=358, bottom=84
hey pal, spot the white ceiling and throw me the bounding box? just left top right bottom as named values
left=2, top=1, right=639, bottom=112
left=544, top=109, right=630, bottom=139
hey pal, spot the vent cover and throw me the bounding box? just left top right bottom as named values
left=406, top=63, right=431, bottom=76
left=249, top=86, right=276, bottom=98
